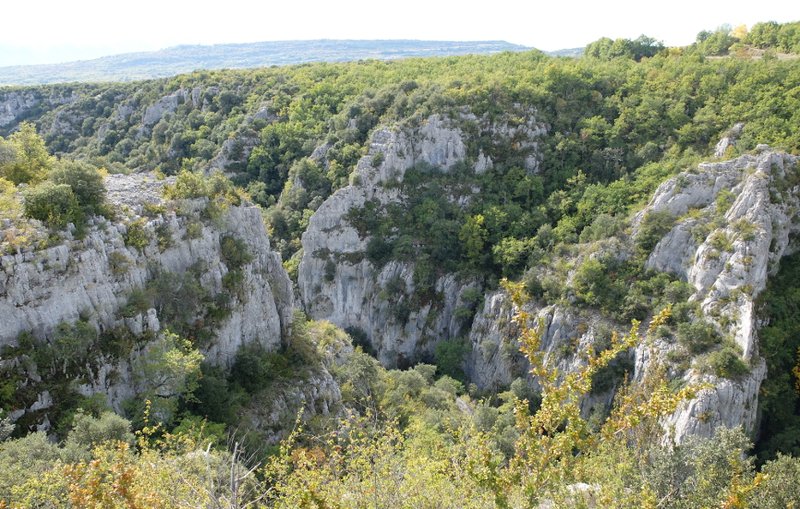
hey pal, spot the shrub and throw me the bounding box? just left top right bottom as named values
left=163, top=169, right=208, bottom=199
left=579, top=213, right=623, bottom=243
left=219, top=235, right=252, bottom=269
left=676, top=320, right=721, bottom=354
left=64, top=411, right=134, bottom=452
left=121, top=288, right=150, bottom=318
left=22, top=182, right=81, bottom=228
left=154, top=223, right=172, bottom=251
left=573, top=258, right=611, bottom=307
left=324, top=259, right=337, bottom=282
left=0, top=177, right=21, bottom=220
left=164, top=170, right=241, bottom=207
left=434, top=338, right=470, bottom=381
left=366, top=236, right=393, bottom=266
left=108, top=251, right=130, bottom=275
left=184, top=220, right=203, bottom=240
left=715, top=189, right=736, bottom=216
left=708, top=230, right=733, bottom=252
left=705, top=345, right=749, bottom=379
left=0, top=123, right=52, bottom=185
left=345, top=326, right=375, bottom=356
left=49, top=160, right=108, bottom=218
left=748, top=454, right=800, bottom=508
left=229, top=343, right=291, bottom=393
left=188, top=364, right=242, bottom=424
left=124, top=219, right=151, bottom=251
left=591, top=352, right=634, bottom=394
left=636, top=210, right=675, bottom=253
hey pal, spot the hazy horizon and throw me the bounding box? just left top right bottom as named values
left=1, top=0, right=797, bottom=66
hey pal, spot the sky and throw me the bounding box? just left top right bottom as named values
left=0, top=0, right=797, bottom=66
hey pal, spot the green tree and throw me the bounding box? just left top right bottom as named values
left=132, top=331, right=203, bottom=424
left=0, top=122, right=53, bottom=184
left=49, top=159, right=108, bottom=217
left=459, top=214, right=488, bottom=266
left=22, top=181, right=81, bottom=228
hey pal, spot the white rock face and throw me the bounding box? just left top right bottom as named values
left=299, top=112, right=545, bottom=365
left=465, top=290, right=617, bottom=412
left=637, top=149, right=800, bottom=441
left=142, top=91, right=183, bottom=126
left=713, top=122, right=745, bottom=158
left=0, top=173, right=293, bottom=410
left=467, top=149, right=799, bottom=443
left=299, top=116, right=473, bottom=365
left=0, top=89, right=76, bottom=128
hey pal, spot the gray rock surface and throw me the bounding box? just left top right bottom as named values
left=637, top=149, right=800, bottom=441
left=298, top=115, right=474, bottom=365
left=0, top=173, right=293, bottom=412
left=298, top=112, right=545, bottom=365
left=0, top=89, right=76, bottom=128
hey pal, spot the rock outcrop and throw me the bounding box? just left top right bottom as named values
left=299, top=116, right=474, bottom=365
left=0, top=173, right=294, bottom=414
left=636, top=148, right=800, bottom=441
left=465, top=147, right=800, bottom=442
left=298, top=112, right=545, bottom=366
left=465, top=290, right=621, bottom=418
left=0, top=89, right=77, bottom=130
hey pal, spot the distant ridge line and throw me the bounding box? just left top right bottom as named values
left=0, top=39, right=537, bottom=86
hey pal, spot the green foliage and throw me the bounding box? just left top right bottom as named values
left=433, top=338, right=470, bottom=382
left=22, top=181, right=81, bottom=228
left=187, top=364, right=243, bottom=424
left=63, top=411, right=134, bottom=454
left=579, top=213, right=623, bottom=243
left=676, top=320, right=722, bottom=354
left=0, top=178, right=21, bottom=221
left=638, top=426, right=754, bottom=508
left=49, top=159, right=109, bottom=218
left=745, top=21, right=800, bottom=53
left=0, top=122, right=52, bottom=185
left=636, top=210, right=675, bottom=254
left=754, top=251, right=800, bottom=462
left=747, top=454, right=800, bottom=507
left=4, top=30, right=800, bottom=507
left=107, top=250, right=130, bottom=275
left=130, top=330, right=203, bottom=425
left=163, top=170, right=241, bottom=218
left=229, top=343, right=292, bottom=394
left=0, top=432, right=61, bottom=502
left=124, top=218, right=151, bottom=251
left=573, top=257, right=614, bottom=307
left=585, top=35, right=665, bottom=61
left=703, top=344, right=750, bottom=379
left=219, top=234, right=253, bottom=269
left=694, top=26, right=739, bottom=56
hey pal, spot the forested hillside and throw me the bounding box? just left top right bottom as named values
left=0, top=21, right=800, bottom=507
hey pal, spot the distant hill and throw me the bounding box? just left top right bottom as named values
left=545, top=47, right=584, bottom=57
left=0, top=39, right=531, bottom=85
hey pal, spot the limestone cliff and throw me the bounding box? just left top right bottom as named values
left=0, top=173, right=293, bottom=418
left=464, top=148, right=800, bottom=442
left=298, top=112, right=545, bottom=366
left=637, top=148, right=800, bottom=440
left=0, top=89, right=77, bottom=130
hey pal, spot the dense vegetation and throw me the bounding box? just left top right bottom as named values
left=1, top=20, right=800, bottom=507
left=1, top=299, right=799, bottom=507
left=755, top=252, right=800, bottom=463
left=4, top=22, right=798, bottom=271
